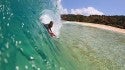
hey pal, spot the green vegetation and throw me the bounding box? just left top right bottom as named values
left=61, top=14, right=125, bottom=29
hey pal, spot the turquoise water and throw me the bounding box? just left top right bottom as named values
left=0, top=0, right=76, bottom=70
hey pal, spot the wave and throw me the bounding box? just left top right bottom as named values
left=0, top=0, right=74, bottom=70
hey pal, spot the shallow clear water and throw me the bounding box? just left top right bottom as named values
left=57, top=22, right=125, bottom=70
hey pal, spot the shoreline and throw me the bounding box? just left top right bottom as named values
left=63, top=21, right=125, bottom=34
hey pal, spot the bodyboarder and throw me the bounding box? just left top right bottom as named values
left=44, top=21, right=56, bottom=37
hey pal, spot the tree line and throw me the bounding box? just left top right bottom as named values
left=61, top=14, right=125, bottom=29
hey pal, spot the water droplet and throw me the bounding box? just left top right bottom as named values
left=27, top=30, right=30, bottom=33
left=43, top=59, right=47, bottom=62
left=47, top=61, right=49, bottom=64
left=32, top=64, right=36, bottom=68
left=7, top=23, right=9, bottom=26
left=15, top=41, right=18, bottom=46
left=4, top=58, right=8, bottom=63
left=30, top=56, right=34, bottom=60
left=19, top=41, right=22, bottom=44
left=25, top=65, right=28, bottom=69
left=20, top=48, right=23, bottom=52
left=16, top=66, right=19, bottom=70
left=21, top=23, right=24, bottom=28
left=7, top=12, right=9, bottom=14
left=60, top=67, right=65, bottom=70
left=3, top=17, right=5, bottom=19
left=37, top=68, right=40, bottom=70
left=11, top=35, right=15, bottom=42
left=5, top=42, right=9, bottom=49
left=11, top=13, right=13, bottom=16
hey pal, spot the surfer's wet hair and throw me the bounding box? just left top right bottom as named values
left=48, top=21, right=53, bottom=28
left=50, top=21, right=53, bottom=24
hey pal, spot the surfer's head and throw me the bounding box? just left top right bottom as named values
left=48, top=21, right=53, bottom=28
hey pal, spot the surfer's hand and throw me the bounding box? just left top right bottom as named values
left=49, top=32, right=56, bottom=37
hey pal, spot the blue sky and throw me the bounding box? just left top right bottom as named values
left=60, top=0, right=125, bottom=15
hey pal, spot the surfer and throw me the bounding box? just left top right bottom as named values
left=44, top=21, right=56, bottom=37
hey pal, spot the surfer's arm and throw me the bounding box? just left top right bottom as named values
left=49, top=28, right=52, bottom=33
left=49, top=29, right=56, bottom=36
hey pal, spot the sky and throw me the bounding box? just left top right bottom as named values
left=57, top=0, right=125, bottom=16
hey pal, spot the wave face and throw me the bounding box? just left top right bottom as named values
left=0, top=0, right=74, bottom=70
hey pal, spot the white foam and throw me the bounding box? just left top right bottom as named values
left=40, top=9, right=62, bottom=38
left=40, top=14, right=52, bottom=24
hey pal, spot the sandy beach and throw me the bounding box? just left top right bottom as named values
left=64, top=21, right=125, bottom=34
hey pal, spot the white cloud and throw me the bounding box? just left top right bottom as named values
left=71, top=8, right=83, bottom=15
left=83, top=7, right=104, bottom=16
left=57, top=0, right=68, bottom=14
left=57, top=0, right=104, bottom=16
left=71, top=7, right=104, bottom=16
